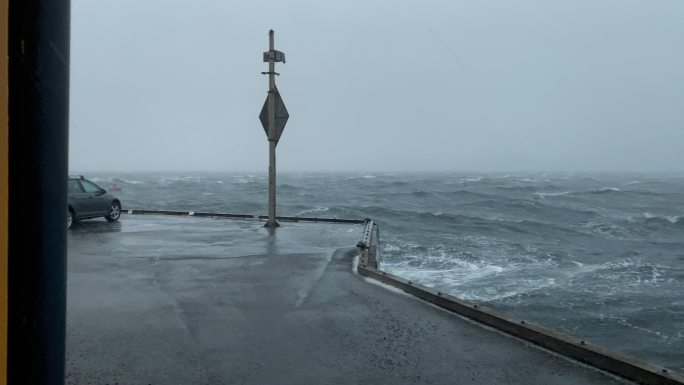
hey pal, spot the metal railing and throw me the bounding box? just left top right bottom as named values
left=356, top=219, right=380, bottom=269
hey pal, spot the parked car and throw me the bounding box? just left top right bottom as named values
left=67, top=175, right=122, bottom=228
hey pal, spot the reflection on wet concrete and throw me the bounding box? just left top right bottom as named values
left=68, top=219, right=122, bottom=233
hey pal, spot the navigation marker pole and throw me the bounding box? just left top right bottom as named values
left=267, top=29, right=277, bottom=229
left=259, top=30, right=288, bottom=228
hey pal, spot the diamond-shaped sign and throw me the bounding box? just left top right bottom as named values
left=259, top=86, right=289, bottom=145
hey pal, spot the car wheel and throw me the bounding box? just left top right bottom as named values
left=105, top=201, right=121, bottom=222
left=67, top=208, right=75, bottom=228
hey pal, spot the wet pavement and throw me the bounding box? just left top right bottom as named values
left=66, top=214, right=628, bottom=384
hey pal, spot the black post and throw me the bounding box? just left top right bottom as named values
left=7, top=0, right=70, bottom=384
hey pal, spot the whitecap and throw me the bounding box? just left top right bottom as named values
left=643, top=212, right=681, bottom=224
left=297, top=206, right=330, bottom=216
left=381, top=243, right=401, bottom=252
left=345, top=175, right=377, bottom=180
left=113, top=179, right=143, bottom=185
left=462, top=176, right=483, bottom=182
left=534, top=191, right=571, bottom=198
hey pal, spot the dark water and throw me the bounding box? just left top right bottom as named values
left=87, top=172, right=684, bottom=371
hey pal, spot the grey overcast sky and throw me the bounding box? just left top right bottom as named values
left=70, top=0, right=684, bottom=172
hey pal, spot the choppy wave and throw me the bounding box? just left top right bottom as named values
left=495, top=185, right=538, bottom=192
left=444, top=190, right=494, bottom=199
left=411, top=190, right=431, bottom=197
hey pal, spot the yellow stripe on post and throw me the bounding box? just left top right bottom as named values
left=0, top=0, right=8, bottom=382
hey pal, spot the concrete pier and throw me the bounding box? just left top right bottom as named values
left=66, top=215, right=627, bottom=384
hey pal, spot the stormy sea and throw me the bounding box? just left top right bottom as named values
left=84, top=172, right=684, bottom=371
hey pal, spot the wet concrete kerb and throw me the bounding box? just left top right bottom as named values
left=125, top=208, right=366, bottom=224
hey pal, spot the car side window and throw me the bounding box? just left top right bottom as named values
left=68, top=180, right=83, bottom=193
left=80, top=180, right=102, bottom=193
